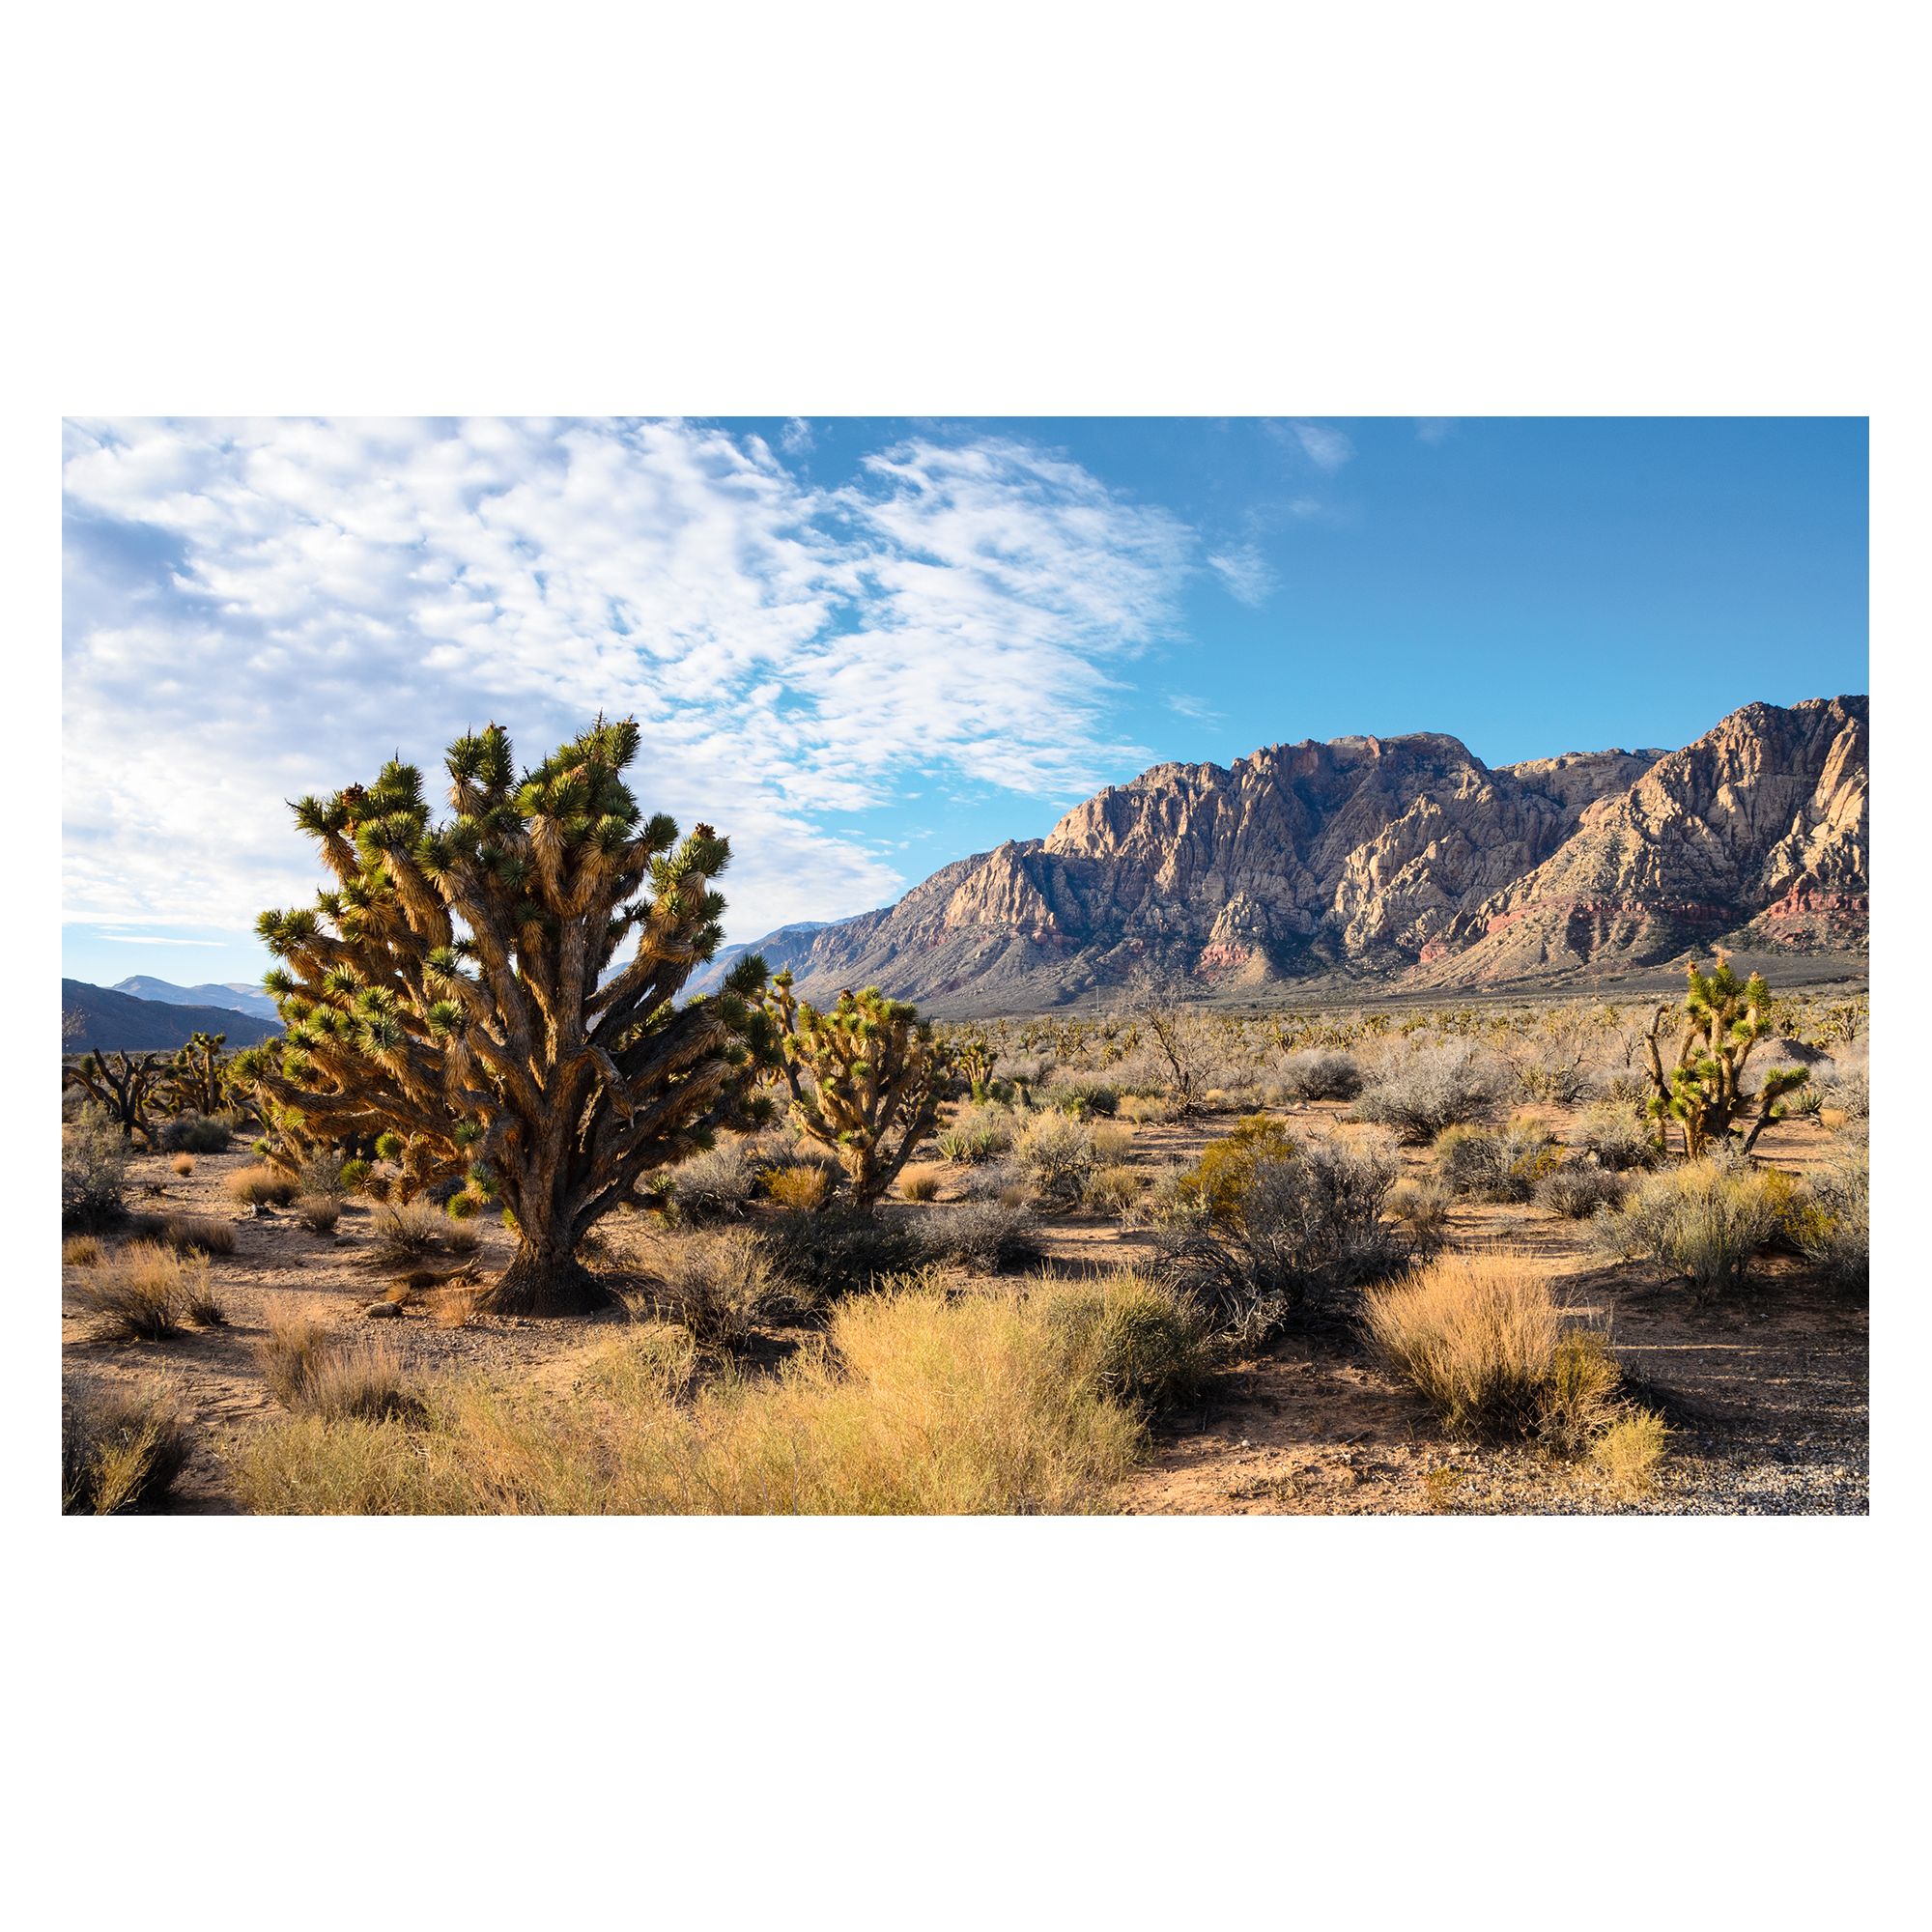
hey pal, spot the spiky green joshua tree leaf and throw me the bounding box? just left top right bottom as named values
left=234, top=719, right=772, bottom=1315
left=1641, top=950, right=1807, bottom=1159
left=763, top=977, right=943, bottom=1208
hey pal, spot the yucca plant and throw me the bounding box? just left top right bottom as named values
left=234, top=719, right=773, bottom=1316
left=1641, top=952, right=1806, bottom=1158
left=764, top=975, right=943, bottom=1208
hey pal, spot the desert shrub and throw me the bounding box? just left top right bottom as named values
left=1090, top=1122, right=1135, bottom=1162
left=762, top=1163, right=830, bottom=1211
left=1794, top=1145, right=1868, bottom=1290
left=763, top=1206, right=921, bottom=1298
left=961, top=1158, right=1030, bottom=1206
left=1434, top=1116, right=1560, bottom=1203
left=170, top=1153, right=196, bottom=1179
left=297, top=1194, right=342, bottom=1235
left=296, top=1150, right=350, bottom=1199
left=1155, top=1132, right=1409, bottom=1342
left=1012, top=1111, right=1098, bottom=1208
left=1117, top=1093, right=1178, bottom=1125
left=338, top=1156, right=375, bottom=1194
left=62, top=1106, right=129, bottom=1229
left=645, top=1229, right=799, bottom=1350
left=233, top=1285, right=1147, bottom=1516
left=1820, top=1063, right=1869, bottom=1122
left=370, top=1197, right=473, bottom=1268
left=69, top=1241, right=212, bottom=1340
left=1177, top=1115, right=1297, bottom=1223
left=933, top=1103, right=1017, bottom=1164
left=1570, top=1100, right=1662, bottom=1172
left=62, top=1381, right=194, bottom=1514
left=1534, top=1163, right=1633, bottom=1220
left=1386, top=1176, right=1454, bottom=1248
left=1037, top=1272, right=1214, bottom=1416
left=224, top=1164, right=299, bottom=1208
left=915, top=1198, right=1044, bottom=1273
left=157, top=1110, right=233, bottom=1153
left=1083, top=1162, right=1148, bottom=1216
left=898, top=1165, right=943, bottom=1203
left=1592, top=1159, right=1782, bottom=1298
left=1352, top=1040, right=1502, bottom=1143
left=666, top=1136, right=764, bottom=1223
left=1274, top=1049, right=1363, bottom=1103
left=158, top=1213, right=236, bottom=1257
left=1040, top=1078, right=1119, bottom=1118
left=1593, top=1407, right=1668, bottom=1496
left=257, top=1312, right=413, bottom=1420
left=64, top=1233, right=103, bottom=1267
left=1364, top=1250, right=1619, bottom=1445
left=1774, top=1078, right=1824, bottom=1119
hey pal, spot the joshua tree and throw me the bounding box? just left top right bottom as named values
left=159, top=1031, right=229, bottom=1117
left=952, top=1034, right=997, bottom=1100
left=1642, top=952, right=1807, bottom=1159
left=233, top=719, right=772, bottom=1315
left=764, top=976, right=943, bottom=1208
left=64, top=1051, right=164, bottom=1144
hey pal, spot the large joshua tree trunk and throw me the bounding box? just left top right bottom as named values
left=238, top=720, right=775, bottom=1320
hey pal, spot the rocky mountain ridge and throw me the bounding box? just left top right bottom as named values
left=694, top=694, right=1868, bottom=1013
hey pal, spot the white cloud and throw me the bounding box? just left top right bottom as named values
left=62, top=419, right=1201, bottom=945
left=1415, top=417, right=1457, bottom=444
left=1206, top=543, right=1277, bottom=606
left=781, top=416, right=814, bottom=454
left=1290, top=420, right=1354, bottom=471
left=1166, top=692, right=1223, bottom=725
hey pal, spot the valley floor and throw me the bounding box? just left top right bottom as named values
left=60, top=1100, right=1868, bottom=1516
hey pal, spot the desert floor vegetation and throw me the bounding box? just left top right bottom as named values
left=60, top=982, right=1867, bottom=1515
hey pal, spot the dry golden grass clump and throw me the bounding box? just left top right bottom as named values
left=63, top=1380, right=194, bottom=1514
left=1083, top=1161, right=1147, bottom=1216
left=224, top=1165, right=299, bottom=1208
left=296, top=1195, right=342, bottom=1235
left=170, top=1153, right=196, bottom=1179
left=62, top=1234, right=102, bottom=1268
left=368, top=1197, right=479, bottom=1269
left=70, top=1241, right=220, bottom=1340
left=233, top=1282, right=1153, bottom=1515
left=255, top=1312, right=413, bottom=1421
left=158, top=1213, right=236, bottom=1257
left=1591, top=1159, right=1782, bottom=1298
left=1363, top=1250, right=1621, bottom=1449
left=1593, top=1408, right=1668, bottom=1497
left=1090, top=1122, right=1135, bottom=1163
left=897, top=1164, right=944, bottom=1203
left=1117, top=1093, right=1178, bottom=1125
left=762, top=1163, right=831, bottom=1211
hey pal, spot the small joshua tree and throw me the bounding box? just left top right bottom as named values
left=159, top=1030, right=229, bottom=1116
left=1642, top=952, right=1807, bottom=1159
left=234, top=719, right=772, bottom=1316
left=64, top=1051, right=164, bottom=1145
left=953, top=1034, right=997, bottom=1100
left=764, top=976, right=943, bottom=1209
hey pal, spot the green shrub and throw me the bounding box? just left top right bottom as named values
left=763, top=1207, right=921, bottom=1298
left=1570, top=1100, right=1662, bottom=1172
left=62, top=1105, right=128, bottom=1229
left=1794, top=1146, right=1867, bottom=1290
left=1434, top=1116, right=1560, bottom=1203
left=1592, top=1159, right=1782, bottom=1298
left=1176, top=1115, right=1296, bottom=1222
left=157, top=1111, right=233, bottom=1153
left=1534, top=1163, right=1632, bottom=1220
left=1012, top=1111, right=1099, bottom=1208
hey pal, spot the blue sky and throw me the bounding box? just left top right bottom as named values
left=62, top=416, right=1867, bottom=989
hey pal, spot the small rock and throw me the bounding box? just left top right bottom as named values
left=364, top=1299, right=403, bottom=1320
